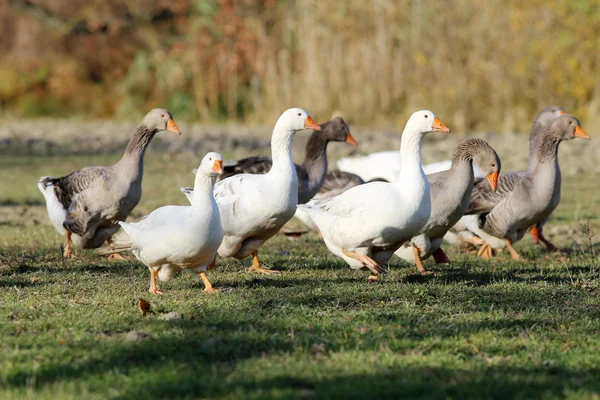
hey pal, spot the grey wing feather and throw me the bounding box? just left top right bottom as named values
left=466, top=171, right=527, bottom=214
left=318, top=171, right=365, bottom=196
left=59, top=167, right=112, bottom=236
left=48, top=166, right=109, bottom=210
left=218, top=156, right=274, bottom=180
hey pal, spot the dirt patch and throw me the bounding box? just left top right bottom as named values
left=0, top=118, right=594, bottom=176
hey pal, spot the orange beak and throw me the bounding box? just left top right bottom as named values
left=432, top=117, right=450, bottom=133
left=166, top=118, right=181, bottom=135
left=345, top=132, right=357, bottom=146
left=559, top=110, right=567, bottom=115
left=304, top=116, right=321, bottom=131
left=212, top=159, right=223, bottom=174
left=574, top=125, right=590, bottom=140
left=486, top=171, right=499, bottom=191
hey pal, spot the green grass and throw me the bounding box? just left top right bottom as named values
left=1, top=154, right=600, bottom=399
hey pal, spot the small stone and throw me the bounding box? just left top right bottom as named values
left=159, top=311, right=182, bottom=321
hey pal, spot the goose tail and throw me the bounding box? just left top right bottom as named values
left=297, top=202, right=335, bottom=235
left=38, top=176, right=68, bottom=234
left=37, top=176, right=60, bottom=198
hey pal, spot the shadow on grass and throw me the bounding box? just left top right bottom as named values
left=7, top=248, right=598, bottom=289
left=4, top=249, right=600, bottom=398
left=191, top=364, right=600, bottom=400
left=211, top=275, right=364, bottom=291
left=402, top=262, right=598, bottom=287
left=5, top=311, right=600, bottom=399
left=0, top=279, right=48, bottom=288
left=2, top=260, right=140, bottom=276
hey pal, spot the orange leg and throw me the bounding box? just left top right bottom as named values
left=477, top=243, right=494, bottom=259
left=412, top=245, right=426, bottom=274
left=248, top=251, right=279, bottom=274
left=341, top=249, right=387, bottom=279
left=528, top=226, right=540, bottom=244
left=459, top=235, right=485, bottom=246
left=62, top=231, right=74, bottom=258
left=149, top=269, right=163, bottom=295
left=199, top=271, right=218, bottom=293
left=432, top=248, right=450, bottom=264
left=505, top=240, right=521, bottom=261
left=107, top=253, right=129, bottom=260
left=530, top=225, right=559, bottom=252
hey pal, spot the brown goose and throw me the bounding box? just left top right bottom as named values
left=37, top=109, right=180, bottom=257
left=461, top=115, right=589, bottom=260
left=216, top=117, right=356, bottom=204
left=394, top=139, right=500, bottom=273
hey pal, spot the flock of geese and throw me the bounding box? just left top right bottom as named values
left=37, top=106, right=589, bottom=294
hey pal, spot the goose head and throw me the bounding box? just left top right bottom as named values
left=321, top=117, right=357, bottom=145
left=275, top=108, right=321, bottom=134
left=404, top=110, right=450, bottom=136
left=552, top=115, right=590, bottom=141
left=196, top=152, right=224, bottom=178
left=535, top=105, right=566, bottom=127
left=468, top=139, right=501, bottom=191
left=143, top=108, right=181, bottom=135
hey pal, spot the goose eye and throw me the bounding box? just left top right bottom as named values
left=424, top=115, right=428, bottom=118
left=298, top=113, right=301, bottom=116
left=161, top=114, right=165, bottom=118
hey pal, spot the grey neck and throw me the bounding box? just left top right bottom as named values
left=115, top=124, right=158, bottom=182
left=124, top=124, right=158, bottom=156
left=531, top=135, right=561, bottom=190
left=527, top=121, right=545, bottom=173
left=301, top=133, right=329, bottom=190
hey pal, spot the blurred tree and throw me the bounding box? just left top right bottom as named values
left=1, top=0, right=599, bottom=131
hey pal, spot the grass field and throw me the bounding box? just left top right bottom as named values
left=2, top=153, right=600, bottom=399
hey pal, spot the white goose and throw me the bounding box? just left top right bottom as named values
left=298, top=110, right=450, bottom=280
left=105, top=152, right=224, bottom=294
left=337, top=151, right=482, bottom=182
left=182, top=108, right=320, bottom=274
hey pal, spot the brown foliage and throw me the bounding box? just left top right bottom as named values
left=1, top=0, right=599, bottom=131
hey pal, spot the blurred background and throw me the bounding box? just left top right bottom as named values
left=1, top=0, right=599, bottom=132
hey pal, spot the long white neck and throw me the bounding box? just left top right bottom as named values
left=396, top=128, right=426, bottom=185
left=191, top=174, right=218, bottom=212
left=268, top=125, right=297, bottom=178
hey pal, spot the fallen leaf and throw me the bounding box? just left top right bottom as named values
left=138, top=298, right=151, bottom=316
